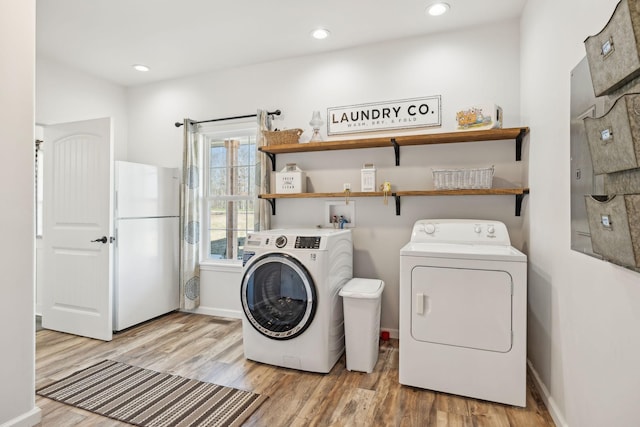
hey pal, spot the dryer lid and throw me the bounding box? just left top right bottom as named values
left=400, top=242, right=526, bottom=262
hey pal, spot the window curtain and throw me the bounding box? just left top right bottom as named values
left=255, top=109, right=273, bottom=231
left=180, top=119, right=201, bottom=310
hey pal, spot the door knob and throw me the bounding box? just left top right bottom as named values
left=91, top=236, right=108, bottom=244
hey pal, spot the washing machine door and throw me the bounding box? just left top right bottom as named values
left=241, top=253, right=317, bottom=340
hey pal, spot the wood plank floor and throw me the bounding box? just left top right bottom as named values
left=35, top=312, right=555, bottom=426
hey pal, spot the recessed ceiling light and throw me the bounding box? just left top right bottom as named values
left=132, top=64, right=150, bottom=72
left=427, top=2, right=450, bottom=16
left=311, top=28, right=330, bottom=40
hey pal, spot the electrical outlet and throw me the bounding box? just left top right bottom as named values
left=343, top=183, right=351, bottom=191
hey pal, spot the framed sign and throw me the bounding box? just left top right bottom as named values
left=327, top=96, right=441, bottom=135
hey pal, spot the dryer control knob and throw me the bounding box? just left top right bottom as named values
left=424, top=223, right=436, bottom=234
left=487, top=225, right=495, bottom=234
left=474, top=225, right=482, bottom=234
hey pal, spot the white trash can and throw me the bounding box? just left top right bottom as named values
left=339, top=278, right=385, bottom=373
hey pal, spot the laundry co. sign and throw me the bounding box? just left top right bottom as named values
left=327, top=96, right=441, bottom=135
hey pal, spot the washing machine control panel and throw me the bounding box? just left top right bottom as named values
left=295, top=236, right=321, bottom=249
left=245, top=232, right=326, bottom=250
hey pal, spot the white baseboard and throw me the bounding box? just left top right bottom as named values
left=0, top=407, right=42, bottom=427
left=181, top=306, right=242, bottom=320
left=527, top=360, right=568, bottom=427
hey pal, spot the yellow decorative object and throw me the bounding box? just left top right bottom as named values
left=380, top=181, right=391, bottom=205
left=456, top=105, right=503, bottom=131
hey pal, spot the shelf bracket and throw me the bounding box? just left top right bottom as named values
left=515, top=128, right=527, bottom=161
left=265, top=198, right=276, bottom=215
left=394, top=194, right=401, bottom=215
left=515, top=190, right=529, bottom=216
left=391, top=138, right=400, bottom=166
left=265, top=152, right=277, bottom=171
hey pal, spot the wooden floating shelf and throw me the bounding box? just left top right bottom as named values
left=259, top=191, right=387, bottom=199
left=259, top=188, right=530, bottom=216
left=259, top=188, right=528, bottom=198
left=259, top=127, right=529, bottom=169
left=260, top=127, right=528, bottom=153
left=395, top=188, right=529, bottom=197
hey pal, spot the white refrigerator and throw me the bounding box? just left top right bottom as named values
left=113, top=161, right=180, bottom=331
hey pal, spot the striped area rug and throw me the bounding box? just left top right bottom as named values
left=37, top=360, right=267, bottom=427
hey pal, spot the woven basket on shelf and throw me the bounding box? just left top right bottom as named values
left=262, top=128, right=303, bottom=145
left=432, top=166, right=494, bottom=189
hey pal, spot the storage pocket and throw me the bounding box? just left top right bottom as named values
left=585, top=194, right=640, bottom=267
left=583, top=93, right=640, bottom=174
left=584, top=0, right=640, bottom=96
left=604, top=168, right=640, bottom=194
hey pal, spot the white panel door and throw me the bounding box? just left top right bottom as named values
left=42, top=118, right=113, bottom=341
left=411, top=266, right=512, bottom=352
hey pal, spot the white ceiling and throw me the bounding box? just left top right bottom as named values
left=36, top=0, right=527, bottom=87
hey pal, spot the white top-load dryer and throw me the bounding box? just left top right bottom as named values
left=399, top=219, right=527, bottom=407
left=241, top=228, right=352, bottom=373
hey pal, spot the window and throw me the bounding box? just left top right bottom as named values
left=202, top=123, right=257, bottom=261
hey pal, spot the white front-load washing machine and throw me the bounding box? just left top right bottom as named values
left=399, top=219, right=527, bottom=406
left=240, top=228, right=352, bottom=373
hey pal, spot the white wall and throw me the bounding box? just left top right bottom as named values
left=128, top=21, right=521, bottom=168
left=36, top=57, right=129, bottom=160
left=521, top=1, right=640, bottom=426
left=197, top=264, right=242, bottom=319
left=0, top=1, right=41, bottom=426
left=128, top=20, right=524, bottom=332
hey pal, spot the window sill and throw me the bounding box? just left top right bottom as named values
left=199, top=260, right=243, bottom=273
